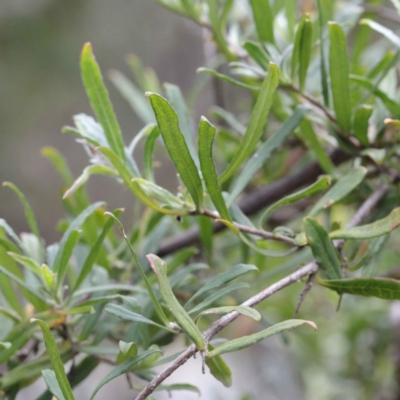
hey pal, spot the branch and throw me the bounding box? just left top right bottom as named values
left=135, top=183, right=389, bottom=400
left=201, top=209, right=297, bottom=246
left=157, top=148, right=349, bottom=256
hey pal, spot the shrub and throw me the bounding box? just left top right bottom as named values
left=1, top=1, right=400, bottom=399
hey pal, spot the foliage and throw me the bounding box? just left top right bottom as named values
left=1, top=0, right=400, bottom=399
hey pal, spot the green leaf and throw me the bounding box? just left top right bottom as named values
left=80, top=43, right=125, bottom=161
left=195, top=306, right=260, bottom=325
left=353, top=105, right=372, bottom=146
left=197, top=68, right=261, bottom=91
left=185, top=264, right=258, bottom=309
left=243, top=41, right=270, bottom=70
left=155, top=383, right=201, bottom=396
left=249, top=0, right=274, bottom=44
left=7, top=252, right=42, bottom=277
left=52, top=201, right=104, bottom=274
left=105, top=304, right=170, bottom=331
left=318, top=277, right=400, bottom=300
left=132, top=178, right=192, bottom=214
left=60, top=305, right=95, bottom=315
left=143, top=125, right=160, bottom=182
left=219, top=63, right=279, bottom=183
left=71, top=209, right=122, bottom=294
left=304, top=217, right=342, bottom=280
left=259, top=176, right=331, bottom=227
left=147, top=254, right=206, bottom=350
left=316, top=0, right=329, bottom=106
left=292, top=14, right=313, bottom=91
left=205, top=344, right=232, bottom=387
left=207, top=319, right=316, bottom=357
left=228, top=105, right=309, bottom=205
left=198, top=117, right=231, bottom=221
left=360, top=19, right=400, bottom=48
left=349, top=75, right=400, bottom=117
left=31, top=319, right=75, bottom=400
left=0, top=265, right=48, bottom=307
left=164, top=83, right=198, bottom=166
left=55, top=229, right=81, bottom=288
left=206, top=0, right=235, bottom=61
left=361, top=148, right=386, bottom=164
left=63, top=165, right=118, bottom=199
left=146, top=92, right=203, bottom=210
left=299, top=119, right=334, bottom=174
left=104, top=212, right=171, bottom=328
left=89, top=348, right=163, bottom=400
left=98, top=147, right=188, bottom=215
left=3, top=182, right=40, bottom=240
left=198, top=215, right=213, bottom=261
left=116, top=341, right=137, bottom=364
left=329, top=22, right=351, bottom=133
left=0, top=219, right=24, bottom=252
left=41, top=147, right=74, bottom=187
left=330, top=207, right=400, bottom=240
left=42, top=370, right=66, bottom=400
left=109, top=70, right=154, bottom=124
left=188, top=282, right=250, bottom=316
left=308, top=167, right=367, bottom=217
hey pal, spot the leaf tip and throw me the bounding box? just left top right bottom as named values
left=304, top=320, right=318, bottom=331
left=82, top=42, right=93, bottom=57
left=145, top=91, right=156, bottom=98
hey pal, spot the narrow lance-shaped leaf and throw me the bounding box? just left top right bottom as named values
left=143, top=125, right=160, bottom=182
left=71, top=209, right=123, bottom=294
left=185, top=263, right=258, bottom=309
left=31, top=319, right=75, bottom=400
left=164, top=83, right=198, bottom=166
left=188, top=282, right=250, bottom=316
left=298, top=14, right=313, bottom=92
left=197, top=68, right=261, bottom=91
left=55, top=229, right=81, bottom=288
left=353, top=105, right=372, bottom=146
left=317, top=0, right=329, bottom=106
left=109, top=70, right=154, bottom=124
left=89, top=348, right=163, bottom=400
left=228, top=105, right=309, bottom=205
left=63, top=165, right=118, bottom=199
left=329, top=22, right=351, bottom=133
left=147, top=254, right=207, bottom=351
left=146, top=93, right=203, bottom=210
left=104, top=212, right=171, bottom=328
left=195, top=306, right=261, bottom=325
left=309, top=166, right=367, bottom=216
left=318, top=277, right=400, bottom=300
left=98, top=147, right=191, bottom=215
left=219, top=63, right=279, bottom=183
left=330, top=207, right=400, bottom=240
left=7, top=252, right=42, bottom=277
left=304, top=217, right=342, bottom=280
left=249, top=0, right=274, bottom=44
left=80, top=43, right=126, bottom=161
left=105, top=304, right=171, bottom=331
left=259, top=176, right=331, bottom=227
left=205, top=343, right=232, bottom=387
left=3, top=182, right=40, bottom=240
left=299, top=119, right=334, bottom=174
left=360, top=19, right=400, bottom=49
left=291, top=15, right=306, bottom=81
left=349, top=75, right=400, bottom=117
left=42, top=370, right=66, bottom=400
left=198, top=117, right=232, bottom=222
left=0, top=266, right=48, bottom=307
left=207, top=319, right=317, bottom=357
left=52, top=201, right=104, bottom=274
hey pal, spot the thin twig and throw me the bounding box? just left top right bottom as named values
left=157, top=148, right=349, bottom=257
left=135, top=183, right=389, bottom=400
left=293, top=272, right=316, bottom=318
left=201, top=209, right=297, bottom=246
